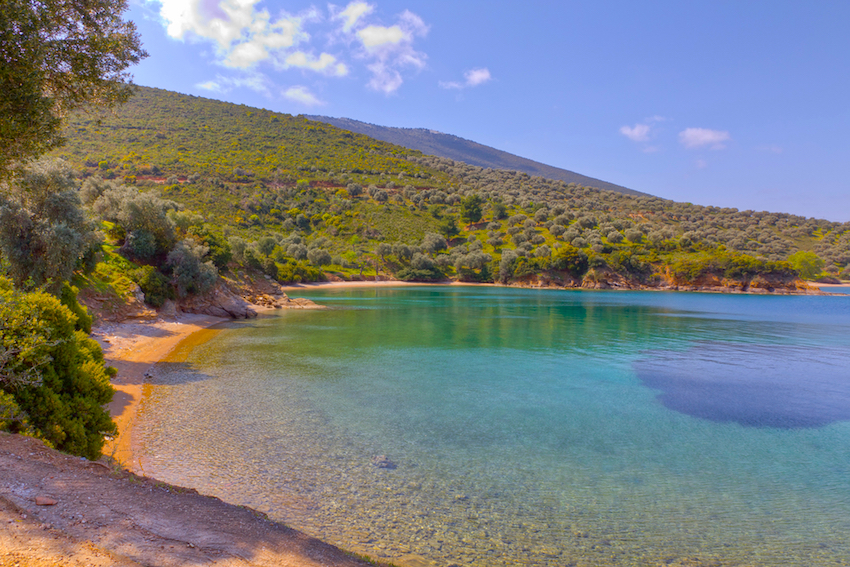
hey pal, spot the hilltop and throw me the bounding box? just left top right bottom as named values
left=305, top=115, right=646, bottom=197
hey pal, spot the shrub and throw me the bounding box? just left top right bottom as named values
left=131, top=265, right=174, bottom=307
left=166, top=239, right=217, bottom=297
left=307, top=248, right=332, bottom=266
left=262, top=257, right=278, bottom=279
left=59, top=284, right=92, bottom=333
left=0, top=278, right=116, bottom=459
left=550, top=245, right=588, bottom=276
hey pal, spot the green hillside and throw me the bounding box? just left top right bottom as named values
left=48, top=86, right=849, bottom=289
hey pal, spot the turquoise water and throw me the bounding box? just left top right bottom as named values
left=137, top=287, right=850, bottom=567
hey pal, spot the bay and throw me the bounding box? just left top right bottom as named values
left=136, top=287, right=850, bottom=566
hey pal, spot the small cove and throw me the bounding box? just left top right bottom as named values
left=136, top=287, right=850, bottom=566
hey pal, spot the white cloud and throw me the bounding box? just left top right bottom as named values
left=696, top=159, right=708, bottom=169
left=196, top=79, right=223, bottom=92
left=156, top=1, right=430, bottom=98
left=195, top=73, right=271, bottom=95
left=285, top=51, right=348, bottom=76
left=464, top=68, right=491, bottom=86
left=332, top=1, right=374, bottom=33
left=440, top=67, right=492, bottom=90
left=756, top=144, right=783, bottom=154
left=366, top=62, right=403, bottom=94
left=679, top=127, right=731, bottom=150
left=284, top=85, right=323, bottom=106
left=157, top=0, right=309, bottom=69
left=620, top=123, right=651, bottom=142
left=357, top=24, right=406, bottom=48
left=345, top=7, right=428, bottom=93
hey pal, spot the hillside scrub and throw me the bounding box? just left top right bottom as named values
left=45, top=86, right=849, bottom=289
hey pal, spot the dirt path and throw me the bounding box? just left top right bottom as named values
left=0, top=433, right=376, bottom=567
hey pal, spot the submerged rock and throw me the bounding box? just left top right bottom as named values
left=371, top=455, right=396, bottom=469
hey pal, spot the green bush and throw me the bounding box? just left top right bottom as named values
left=262, top=257, right=278, bottom=279
left=59, top=283, right=92, bottom=333
left=277, top=261, right=325, bottom=283
left=549, top=245, right=588, bottom=276
left=131, top=265, right=174, bottom=307
left=0, top=278, right=116, bottom=459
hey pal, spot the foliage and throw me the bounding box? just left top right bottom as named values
left=0, top=277, right=116, bottom=459
left=549, top=245, right=588, bottom=276
left=787, top=251, right=824, bottom=281
left=0, top=159, right=101, bottom=291
left=59, top=283, right=92, bottom=333
left=669, top=251, right=795, bottom=284
left=166, top=239, right=217, bottom=297
left=460, top=194, right=483, bottom=223
left=91, top=184, right=177, bottom=260
left=130, top=265, right=173, bottom=307
left=41, top=87, right=848, bottom=290
left=188, top=225, right=232, bottom=269
left=0, top=0, right=146, bottom=179
left=437, top=216, right=460, bottom=239
left=276, top=260, right=325, bottom=283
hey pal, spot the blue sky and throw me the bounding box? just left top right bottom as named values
left=127, top=0, right=850, bottom=221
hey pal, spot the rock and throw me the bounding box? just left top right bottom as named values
left=35, top=496, right=57, bottom=506
left=178, top=283, right=258, bottom=319
left=371, top=455, right=397, bottom=469
left=159, top=299, right=179, bottom=319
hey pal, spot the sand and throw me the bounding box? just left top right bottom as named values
left=93, top=313, right=228, bottom=470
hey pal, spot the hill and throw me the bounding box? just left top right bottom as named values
left=305, top=115, right=646, bottom=197
left=42, top=85, right=849, bottom=296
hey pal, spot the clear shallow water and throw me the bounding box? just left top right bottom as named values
left=137, top=287, right=850, bottom=567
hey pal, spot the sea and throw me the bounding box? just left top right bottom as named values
left=136, top=286, right=850, bottom=567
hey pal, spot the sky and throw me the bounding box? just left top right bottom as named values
left=126, top=0, right=850, bottom=221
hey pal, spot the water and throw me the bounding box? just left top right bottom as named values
left=136, top=287, right=850, bottom=567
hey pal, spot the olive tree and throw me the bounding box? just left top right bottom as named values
left=0, top=159, right=101, bottom=290
left=0, top=0, right=147, bottom=178
left=166, top=239, right=217, bottom=297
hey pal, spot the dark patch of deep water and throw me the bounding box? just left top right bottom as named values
left=635, top=342, right=850, bottom=428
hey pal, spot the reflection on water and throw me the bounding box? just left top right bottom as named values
left=136, top=287, right=850, bottom=567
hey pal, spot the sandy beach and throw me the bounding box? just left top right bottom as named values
left=94, top=313, right=228, bottom=470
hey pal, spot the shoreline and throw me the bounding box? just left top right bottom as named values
left=280, top=278, right=846, bottom=295
left=94, top=313, right=229, bottom=471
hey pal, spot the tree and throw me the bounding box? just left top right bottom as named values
left=437, top=216, right=460, bottom=239
left=460, top=194, right=483, bottom=223
left=0, top=0, right=147, bottom=178
left=307, top=248, right=331, bottom=266
left=376, top=243, right=392, bottom=261
left=166, top=239, right=217, bottom=297
left=0, top=159, right=101, bottom=291
left=490, top=200, right=507, bottom=220
left=421, top=232, right=447, bottom=254
left=788, top=250, right=824, bottom=280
